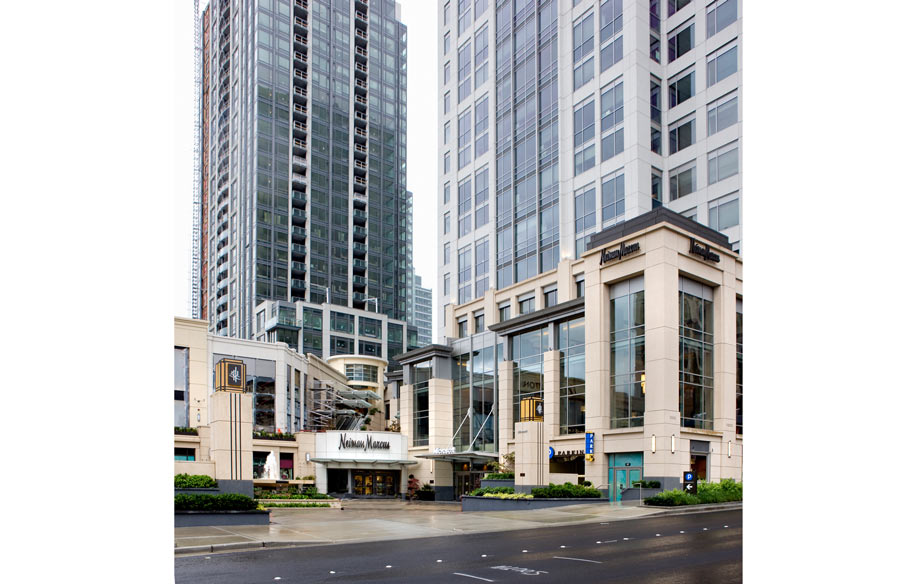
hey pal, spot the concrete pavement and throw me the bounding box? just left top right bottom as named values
left=175, top=499, right=741, bottom=555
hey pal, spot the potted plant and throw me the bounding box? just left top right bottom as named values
left=417, top=483, right=435, bottom=501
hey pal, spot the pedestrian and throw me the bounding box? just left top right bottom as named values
left=407, top=474, right=419, bottom=503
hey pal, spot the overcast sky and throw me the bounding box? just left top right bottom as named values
left=174, top=0, right=439, bottom=331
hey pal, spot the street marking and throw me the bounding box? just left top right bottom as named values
left=274, top=578, right=282, bottom=581
left=679, top=530, right=685, bottom=534
left=481, top=554, right=488, bottom=557
left=656, top=534, right=661, bottom=537
left=703, top=528, right=708, bottom=531
left=491, top=566, right=549, bottom=576
left=560, top=545, right=566, bottom=548
left=329, top=571, right=336, bottom=574
left=596, top=539, right=617, bottom=544
left=724, top=525, right=728, bottom=528
left=522, top=550, right=528, bottom=553
left=454, top=573, right=495, bottom=582
left=385, top=565, right=392, bottom=568
left=554, top=556, right=602, bottom=564
left=437, top=560, right=443, bottom=563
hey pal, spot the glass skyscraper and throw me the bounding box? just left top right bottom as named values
left=196, top=0, right=417, bottom=362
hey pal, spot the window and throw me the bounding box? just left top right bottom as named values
left=669, top=115, right=695, bottom=154
left=458, top=109, right=472, bottom=169
left=412, top=360, right=431, bottom=446
left=458, top=41, right=472, bottom=102
left=444, top=151, right=451, bottom=173
left=475, top=238, right=489, bottom=298
left=174, top=447, right=196, bottom=461
left=359, top=317, right=381, bottom=339
left=651, top=167, right=663, bottom=202
left=475, top=25, right=488, bottom=88
left=610, top=276, right=645, bottom=428
left=651, top=126, right=662, bottom=154
left=458, top=245, right=472, bottom=304
left=518, top=296, right=535, bottom=315
left=475, top=96, right=489, bottom=158
left=458, top=177, right=472, bottom=236
left=669, top=69, right=695, bottom=108
left=443, top=211, right=450, bottom=234
left=707, top=44, right=738, bottom=87
left=708, top=195, right=739, bottom=231
left=559, top=316, right=586, bottom=434
left=474, top=311, right=485, bottom=333
left=457, top=319, right=468, bottom=338
left=444, top=242, right=451, bottom=265
left=679, top=277, right=714, bottom=430
left=543, top=287, right=557, bottom=308
left=601, top=169, right=625, bottom=223
left=575, top=185, right=596, bottom=257
left=573, top=99, right=595, bottom=175
left=475, top=167, right=489, bottom=228
left=444, top=1, right=451, bottom=26
left=444, top=182, right=450, bottom=203
left=649, top=0, right=660, bottom=32
left=707, top=93, right=738, bottom=134
left=572, top=13, right=595, bottom=90
left=330, top=311, right=354, bottom=334
left=345, top=363, right=379, bottom=382
left=498, top=303, right=511, bottom=322
left=650, top=76, right=662, bottom=124
left=600, top=81, right=624, bottom=162
left=443, top=273, right=450, bottom=297
left=475, top=0, right=488, bottom=20
left=736, top=297, right=743, bottom=436
left=444, top=32, right=450, bottom=55
left=649, top=35, right=660, bottom=63
left=444, top=61, right=450, bottom=85
left=575, top=275, right=585, bottom=298
left=444, top=91, right=451, bottom=114
left=669, top=162, right=696, bottom=200
left=707, top=0, right=737, bottom=38
left=708, top=142, right=739, bottom=184
left=444, top=121, right=451, bottom=145
left=668, top=21, right=694, bottom=63
left=668, top=0, right=691, bottom=17
left=599, top=0, right=623, bottom=72
left=458, top=0, right=471, bottom=36
left=511, top=326, right=548, bottom=425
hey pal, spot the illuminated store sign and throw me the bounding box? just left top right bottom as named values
left=339, top=433, right=391, bottom=451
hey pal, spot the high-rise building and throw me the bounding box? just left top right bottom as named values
left=410, top=274, right=433, bottom=346
left=437, top=0, right=741, bottom=340
left=195, top=0, right=418, bottom=363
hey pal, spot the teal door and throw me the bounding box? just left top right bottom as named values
left=608, top=453, right=645, bottom=502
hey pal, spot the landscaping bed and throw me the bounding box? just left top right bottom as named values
left=643, top=479, right=742, bottom=506
left=462, top=482, right=605, bottom=512
left=174, top=493, right=269, bottom=527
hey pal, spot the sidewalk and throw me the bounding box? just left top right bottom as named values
left=175, top=499, right=738, bottom=555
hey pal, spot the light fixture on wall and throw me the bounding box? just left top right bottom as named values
left=651, top=434, right=656, bottom=454
left=727, top=441, right=732, bottom=458
left=671, top=435, right=676, bottom=454
left=196, top=411, right=201, bottom=423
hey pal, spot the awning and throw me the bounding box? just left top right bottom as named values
left=339, top=398, right=373, bottom=409
left=310, top=457, right=419, bottom=466
left=412, top=450, right=500, bottom=464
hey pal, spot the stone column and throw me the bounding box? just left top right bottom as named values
left=497, top=359, right=515, bottom=455
left=210, top=390, right=254, bottom=481
left=514, top=421, right=546, bottom=488
left=543, top=350, right=561, bottom=438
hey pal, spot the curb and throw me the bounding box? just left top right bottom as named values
left=176, top=539, right=333, bottom=555
left=638, top=502, right=742, bottom=516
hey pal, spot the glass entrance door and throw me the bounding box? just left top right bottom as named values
left=609, top=467, right=644, bottom=502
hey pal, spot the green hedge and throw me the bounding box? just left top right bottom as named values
left=531, top=482, right=602, bottom=499
left=643, top=479, right=743, bottom=506
left=254, top=486, right=333, bottom=500
left=631, top=480, right=661, bottom=488
left=174, top=474, right=218, bottom=489
left=260, top=502, right=331, bottom=508
left=174, top=493, right=258, bottom=511
left=483, top=472, right=515, bottom=480
left=482, top=493, right=532, bottom=500
left=469, top=486, right=515, bottom=496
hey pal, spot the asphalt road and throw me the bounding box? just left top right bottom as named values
left=176, top=509, right=742, bottom=583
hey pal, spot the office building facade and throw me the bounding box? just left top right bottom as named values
left=196, top=0, right=416, bottom=358
left=410, top=275, right=433, bottom=346
left=437, top=0, right=741, bottom=341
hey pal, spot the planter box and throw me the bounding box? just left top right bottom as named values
left=175, top=510, right=270, bottom=527
left=175, top=480, right=254, bottom=498
left=417, top=490, right=435, bottom=501
left=462, top=496, right=607, bottom=512
left=480, top=479, right=515, bottom=489
left=257, top=498, right=341, bottom=508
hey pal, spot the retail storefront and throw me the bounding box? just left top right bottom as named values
left=312, top=431, right=417, bottom=498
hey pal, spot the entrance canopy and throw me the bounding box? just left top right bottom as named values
left=413, top=450, right=499, bottom=465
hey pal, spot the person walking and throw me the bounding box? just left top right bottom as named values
left=407, top=474, right=419, bottom=503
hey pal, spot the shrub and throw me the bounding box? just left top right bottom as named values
left=174, top=493, right=258, bottom=511
left=174, top=426, right=198, bottom=435
left=482, top=493, right=532, bottom=500
left=469, top=486, right=515, bottom=496
left=631, top=480, right=662, bottom=488
left=643, top=480, right=742, bottom=506
left=420, top=483, right=434, bottom=492
left=483, top=472, right=515, bottom=480
left=260, top=502, right=332, bottom=508
left=531, top=482, right=602, bottom=499
left=174, top=474, right=218, bottom=489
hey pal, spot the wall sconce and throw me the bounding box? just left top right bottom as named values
left=671, top=435, right=676, bottom=454
left=651, top=434, right=656, bottom=453
left=196, top=411, right=201, bottom=423
left=727, top=441, right=732, bottom=458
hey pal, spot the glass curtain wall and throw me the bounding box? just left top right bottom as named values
left=679, top=277, right=714, bottom=429
left=558, top=317, right=586, bottom=434
left=174, top=347, right=190, bottom=427
left=511, top=325, right=548, bottom=427
left=610, top=277, right=645, bottom=428
left=451, top=333, right=499, bottom=452
left=214, top=353, right=277, bottom=433
left=412, top=360, right=431, bottom=446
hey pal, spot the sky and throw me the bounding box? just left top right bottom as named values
left=173, top=0, right=440, bottom=332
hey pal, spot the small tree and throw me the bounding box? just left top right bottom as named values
left=500, top=452, right=515, bottom=473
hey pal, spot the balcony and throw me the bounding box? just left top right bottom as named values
left=291, top=243, right=308, bottom=258
left=355, top=45, right=368, bottom=63
left=293, top=85, right=308, bottom=104
left=293, top=68, right=308, bottom=88
left=353, top=208, right=367, bottom=224
left=293, top=102, right=308, bottom=120
left=355, top=10, right=368, bottom=30
left=267, top=314, right=300, bottom=330
left=292, top=190, right=307, bottom=208
left=353, top=175, right=367, bottom=192
left=353, top=158, right=367, bottom=174
left=294, top=0, right=308, bottom=17
left=292, top=173, right=307, bottom=189
left=354, top=61, right=368, bottom=78
left=293, top=119, right=308, bottom=138
left=294, top=34, right=308, bottom=51
left=353, top=275, right=367, bottom=287
left=292, top=207, right=308, bottom=225
left=294, top=51, right=308, bottom=67
left=292, top=226, right=308, bottom=243
left=291, top=278, right=307, bottom=290
left=352, top=194, right=367, bottom=209
left=353, top=225, right=367, bottom=239
left=293, top=138, right=308, bottom=155
left=355, top=0, right=368, bottom=13
left=294, top=16, right=309, bottom=33
left=354, top=142, right=367, bottom=158
left=291, top=261, right=308, bottom=274
left=354, top=27, right=368, bottom=46
left=354, top=126, right=367, bottom=142
left=354, top=93, right=367, bottom=109
left=355, top=77, right=368, bottom=93
left=352, top=258, right=367, bottom=272
left=292, top=155, right=308, bottom=174
left=354, top=110, right=367, bottom=126
left=353, top=242, right=367, bottom=256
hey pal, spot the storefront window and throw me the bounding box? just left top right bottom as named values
left=679, top=277, right=714, bottom=430
left=174, top=447, right=195, bottom=461
left=280, top=452, right=294, bottom=480
left=610, top=277, right=645, bottom=428
left=512, top=326, right=548, bottom=427
left=213, top=354, right=277, bottom=433
left=736, top=297, right=742, bottom=436
left=559, top=317, right=586, bottom=434
left=412, top=360, right=431, bottom=446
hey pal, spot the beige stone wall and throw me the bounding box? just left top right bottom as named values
left=175, top=317, right=209, bottom=428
